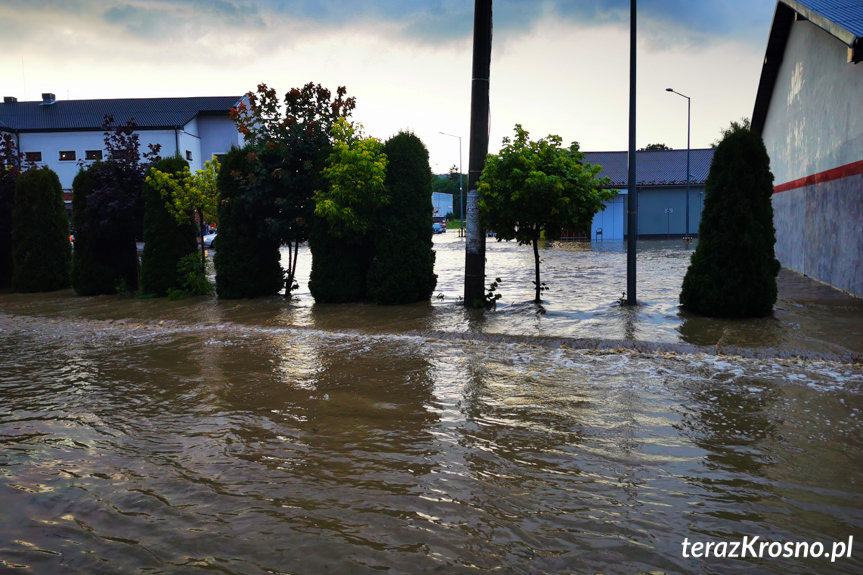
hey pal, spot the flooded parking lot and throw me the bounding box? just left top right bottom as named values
left=1, top=234, right=861, bottom=574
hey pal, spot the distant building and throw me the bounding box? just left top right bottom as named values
left=0, top=93, right=245, bottom=204
left=432, top=192, right=453, bottom=219
left=752, top=0, right=863, bottom=297
left=579, top=148, right=715, bottom=241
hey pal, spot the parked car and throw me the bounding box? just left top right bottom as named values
left=203, top=232, right=217, bottom=248
left=432, top=223, right=446, bottom=234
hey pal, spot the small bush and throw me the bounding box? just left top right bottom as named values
left=167, top=253, right=214, bottom=300
left=679, top=123, right=780, bottom=317
left=12, top=167, right=71, bottom=292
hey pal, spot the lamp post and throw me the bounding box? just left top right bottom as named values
left=439, top=131, right=464, bottom=236
left=666, top=88, right=691, bottom=239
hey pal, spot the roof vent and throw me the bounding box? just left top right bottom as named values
left=40, top=93, right=56, bottom=106
left=3, top=96, right=17, bottom=104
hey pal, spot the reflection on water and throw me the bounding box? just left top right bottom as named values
left=1, top=234, right=862, bottom=574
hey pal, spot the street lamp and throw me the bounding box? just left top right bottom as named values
left=439, top=131, right=464, bottom=237
left=666, top=88, right=691, bottom=239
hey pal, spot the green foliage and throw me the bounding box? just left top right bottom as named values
left=314, top=119, right=389, bottom=236
left=70, top=118, right=158, bottom=295
left=213, top=147, right=284, bottom=299
left=680, top=123, right=779, bottom=317
left=478, top=124, right=613, bottom=303
left=12, top=167, right=71, bottom=292
left=140, top=156, right=198, bottom=297
left=145, top=156, right=220, bottom=281
left=167, top=253, right=214, bottom=300
left=481, top=277, right=503, bottom=310
left=230, top=82, right=357, bottom=296
left=366, top=131, right=437, bottom=304
left=0, top=133, right=22, bottom=288
left=639, top=143, right=671, bottom=151
left=308, top=220, right=372, bottom=303
left=70, top=165, right=120, bottom=295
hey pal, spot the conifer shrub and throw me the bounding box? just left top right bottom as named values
left=12, top=167, right=71, bottom=292
left=366, top=132, right=437, bottom=304
left=308, top=219, right=371, bottom=303
left=0, top=137, right=18, bottom=289
left=0, top=175, right=12, bottom=289
left=71, top=165, right=119, bottom=295
left=679, top=123, right=780, bottom=317
left=214, top=147, right=283, bottom=299
left=140, top=156, right=197, bottom=297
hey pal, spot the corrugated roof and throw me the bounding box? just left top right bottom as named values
left=0, top=96, right=243, bottom=132
left=753, top=0, right=863, bottom=133
left=582, top=148, right=715, bottom=187
left=784, top=0, right=863, bottom=43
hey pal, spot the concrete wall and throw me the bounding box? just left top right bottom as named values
left=17, top=130, right=178, bottom=190
left=15, top=115, right=241, bottom=190
left=198, top=115, right=242, bottom=165
left=615, top=186, right=705, bottom=238
left=591, top=193, right=626, bottom=241
left=761, top=18, right=863, bottom=296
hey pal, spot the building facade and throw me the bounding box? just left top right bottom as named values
left=581, top=148, right=715, bottom=241
left=752, top=0, right=863, bottom=297
left=0, top=93, right=245, bottom=203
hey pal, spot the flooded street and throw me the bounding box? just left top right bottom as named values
left=1, top=233, right=862, bottom=574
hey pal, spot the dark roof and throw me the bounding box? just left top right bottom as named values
left=0, top=96, right=243, bottom=133
left=582, top=148, right=715, bottom=187
left=752, top=0, right=863, bottom=133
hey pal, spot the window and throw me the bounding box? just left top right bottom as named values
left=59, top=150, right=76, bottom=161
left=85, top=150, right=103, bottom=161
left=25, top=151, right=42, bottom=163
left=185, top=150, right=193, bottom=161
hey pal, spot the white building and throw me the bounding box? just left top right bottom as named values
left=0, top=93, right=245, bottom=202
left=752, top=0, right=863, bottom=297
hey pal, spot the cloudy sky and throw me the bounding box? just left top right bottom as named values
left=0, top=0, right=777, bottom=172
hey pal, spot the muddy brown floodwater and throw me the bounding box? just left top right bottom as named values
left=1, top=233, right=862, bottom=574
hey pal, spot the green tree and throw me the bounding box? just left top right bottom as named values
left=679, top=122, right=779, bottom=317
left=230, top=82, right=356, bottom=296
left=309, top=119, right=388, bottom=303
left=478, top=124, right=613, bottom=304
left=145, top=157, right=220, bottom=277
left=639, top=143, right=671, bottom=151
left=213, top=146, right=283, bottom=299
left=0, top=133, right=22, bottom=288
left=313, top=119, right=388, bottom=236
left=366, top=131, right=437, bottom=304
left=12, top=167, right=71, bottom=292
left=71, top=166, right=117, bottom=295
left=140, top=156, right=199, bottom=297
left=71, top=116, right=161, bottom=295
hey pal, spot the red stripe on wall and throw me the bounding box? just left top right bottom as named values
left=774, top=159, right=863, bottom=194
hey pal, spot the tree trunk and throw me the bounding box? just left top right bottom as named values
left=284, top=240, right=300, bottom=298
left=533, top=235, right=541, bottom=304
left=197, top=208, right=206, bottom=276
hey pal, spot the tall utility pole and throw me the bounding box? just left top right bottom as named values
left=464, top=0, right=492, bottom=306
left=626, top=0, right=638, bottom=306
